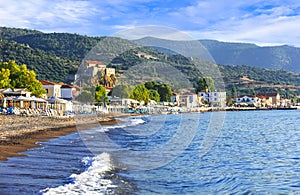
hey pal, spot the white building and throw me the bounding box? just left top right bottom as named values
left=40, top=80, right=62, bottom=98
left=61, top=84, right=81, bottom=100
left=178, top=92, right=201, bottom=108
left=199, top=91, right=226, bottom=107
left=236, top=96, right=261, bottom=107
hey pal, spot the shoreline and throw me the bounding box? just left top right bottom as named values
left=1, top=108, right=298, bottom=161
left=0, top=113, right=129, bottom=161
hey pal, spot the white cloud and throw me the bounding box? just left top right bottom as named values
left=0, top=0, right=98, bottom=32
left=0, top=0, right=299, bottom=46
left=165, top=0, right=300, bottom=46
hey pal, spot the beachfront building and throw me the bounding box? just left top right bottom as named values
left=279, top=98, right=292, bottom=107
left=235, top=96, right=261, bottom=107
left=199, top=91, right=227, bottom=107
left=178, top=92, right=201, bottom=108
left=256, top=93, right=280, bottom=106
left=256, top=95, right=273, bottom=107
left=40, top=80, right=62, bottom=98
left=0, top=88, right=31, bottom=97
left=61, top=84, right=81, bottom=100
left=171, top=92, right=180, bottom=106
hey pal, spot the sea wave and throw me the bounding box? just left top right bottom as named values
left=41, top=117, right=146, bottom=194
left=41, top=153, right=117, bottom=195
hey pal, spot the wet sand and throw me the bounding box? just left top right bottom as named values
left=0, top=113, right=129, bottom=161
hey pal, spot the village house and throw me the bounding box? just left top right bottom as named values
left=178, top=92, right=201, bottom=108
left=199, top=91, right=227, bottom=107
left=235, top=96, right=261, bottom=107
left=171, top=92, right=179, bottom=105
left=60, top=84, right=81, bottom=100
left=40, top=80, right=80, bottom=100
left=256, top=95, right=272, bottom=107
left=279, top=98, right=292, bottom=107
left=40, top=80, right=62, bottom=98
left=256, top=93, right=280, bottom=106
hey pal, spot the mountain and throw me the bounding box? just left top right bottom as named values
left=0, top=27, right=299, bottom=97
left=0, top=27, right=101, bottom=81
left=0, top=38, right=76, bottom=81
left=136, top=37, right=300, bottom=74
left=199, top=40, right=300, bottom=74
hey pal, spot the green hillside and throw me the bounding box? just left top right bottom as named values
left=0, top=26, right=299, bottom=98
left=0, top=39, right=75, bottom=81
left=200, top=39, right=300, bottom=73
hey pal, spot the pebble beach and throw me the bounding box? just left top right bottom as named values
left=0, top=113, right=127, bottom=161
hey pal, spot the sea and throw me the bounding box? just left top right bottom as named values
left=0, top=110, right=300, bottom=194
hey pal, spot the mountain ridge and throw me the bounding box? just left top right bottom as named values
left=0, top=26, right=299, bottom=97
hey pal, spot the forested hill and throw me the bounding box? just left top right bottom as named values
left=0, top=27, right=299, bottom=97
left=199, top=39, right=300, bottom=74
left=0, top=27, right=101, bottom=81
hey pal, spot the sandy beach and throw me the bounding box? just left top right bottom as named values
left=0, top=113, right=128, bottom=161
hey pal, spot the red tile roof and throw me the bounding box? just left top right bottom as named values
left=86, top=61, right=106, bottom=66
left=61, top=84, right=81, bottom=90
left=40, top=80, right=57, bottom=85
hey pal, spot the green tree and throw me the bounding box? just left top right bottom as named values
left=196, top=77, right=215, bottom=92
left=157, top=84, right=172, bottom=102
left=0, top=68, right=11, bottom=88
left=145, top=81, right=158, bottom=90
left=231, top=85, right=237, bottom=99
left=226, top=96, right=233, bottom=106
left=0, top=61, right=46, bottom=97
left=145, top=81, right=172, bottom=102
left=149, top=89, right=160, bottom=103
left=76, top=90, right=94, bottom=103
left=130, top=84, right=150, bottom=104
left=110, top=84, right=134, bottom=98
left=196, top=77, right=207, bottom=92
left=205, top=77, right=215, bottom=91
left=95, top=84, right=108, bottom=105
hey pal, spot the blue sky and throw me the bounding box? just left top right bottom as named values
left=1, top=0, right=300, bottom=46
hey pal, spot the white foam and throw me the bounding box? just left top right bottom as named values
left=128, top=117, right=146, bottom=126
left=42, top=153, right=116, bottom=195
left=97, top=116, right=146, bottom=132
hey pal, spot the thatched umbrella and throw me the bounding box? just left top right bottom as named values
left=14, top=96, right=32, bottom=108
left=30, top=96, right=47, bottom=109
left=47, top=97, right=68, bottom=114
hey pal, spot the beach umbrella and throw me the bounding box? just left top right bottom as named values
left=14, top=96, right=32, bottom=101
left=30, top=96, right=47, bottom=109
left=14, top=96, right=33, bottom=108
left=47, top=97, right=68, bottom=104
left=30, top=96, right=47, bottom=103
